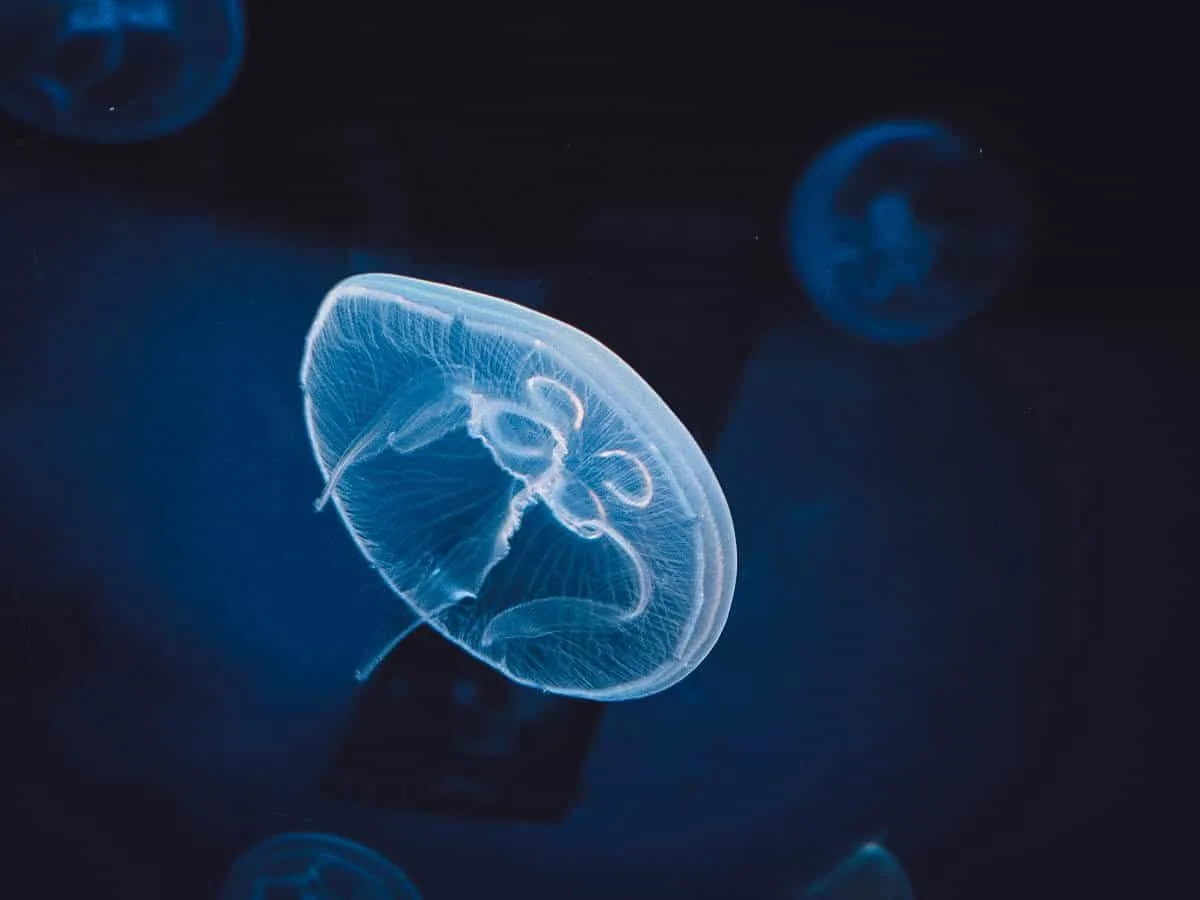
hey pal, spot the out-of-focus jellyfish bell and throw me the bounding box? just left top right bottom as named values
left=0, top=0, right=244, bottom=142
left=801, top=842, right=915, bottom=900
left=301, top=274, right=737, bottom=701
left=217, top=832, right=422, bottom=900
left=786, top=120, right=1025, bottom=344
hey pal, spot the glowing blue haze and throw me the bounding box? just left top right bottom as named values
left=301, top=274, right=737, bottom=701
left=787, top=120, right=1025, bottom=344
left=0, top=0, right=244, bottom=142
left=802, top=842, right=915, bottom=900
left=218, top=832, right=422, bottom=900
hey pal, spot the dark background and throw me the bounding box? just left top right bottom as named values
left=0, top=5, right=1189, bottom=899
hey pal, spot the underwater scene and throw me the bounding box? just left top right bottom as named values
left=0, top=5, right=1183, bottom=899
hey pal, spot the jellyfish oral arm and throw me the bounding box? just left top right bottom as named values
left=464, top=379, right=658, bottom=648
left=312, top=371, right=468, bottom=511
left=480, top=596, right=628, bottom=646
left=356, top=542, right=493, bottom=683
left=480, top=470, right=655, bottom=648
left=353, top=601, right=425, bottom=683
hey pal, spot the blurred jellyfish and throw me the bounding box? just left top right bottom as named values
left=218, top=832, right=422, bottom=900
left=801, top=842, right=915, bottom=900
left=301, top=273, right=737, bottom=701
left=786, top=120, right=1025, bottom=344
left=0, top=0, right=244, bottom=142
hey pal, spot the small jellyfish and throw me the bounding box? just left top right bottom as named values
left=786, top=120, right=1025, bottom=344
left=301, top=273, right=737, bottom=701
left=0, top=0, right=245, bottom=142
left=218, top=832, right=422, bottom=900
left=801, top=842, right=915, bottom=900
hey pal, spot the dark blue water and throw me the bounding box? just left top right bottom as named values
left=1, top=165, right=1183, bottom=898
left=0, top=9, right=1184, bottom=900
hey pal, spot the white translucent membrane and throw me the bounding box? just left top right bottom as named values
left=217, top=832, right=422, bottom=900
left=301, top=273, right=737, bottom=701
left=802, top=842, right=915, bottom=900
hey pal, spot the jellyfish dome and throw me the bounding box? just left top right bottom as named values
left=0, top=0, right=245, bottom=142
left=301, top=273, right=737, bottom=701
left=218, top=832, right=422, bottom=900
left=801, top=842, right=915, bottom=900
left=786, top=119, right=1025, bottom=344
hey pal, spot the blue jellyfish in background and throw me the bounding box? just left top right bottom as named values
left=301, top=273, right=737, bottom=701
left=801, top=842, right=915, bottom=900
left=0, top=0, right=244, bottom=142
left=786, top=120, right=1025, bottom=344
left=218, top=832, right=422, bottom=900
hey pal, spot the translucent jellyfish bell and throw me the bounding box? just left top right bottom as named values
left=301, top=273, right=737, bottom=701
left=786, top=120, right=1025, bottom=344
left=0, top=0, right=245, bottom=142
left=801, top=842, right=915, bottom=900
left=217, top=832, right=422, bottom=900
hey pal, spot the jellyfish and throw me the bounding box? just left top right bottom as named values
left=301, top=273, right=737, bottom=701
left=217, top=832, right=422, bottom=900
left=786, top=120, right=1026, bottom=344
left=801, top=842, right=915, bottom=900
left=0, top=0, right=244, bottom=142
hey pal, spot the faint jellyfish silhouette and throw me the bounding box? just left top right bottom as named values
left=801, top=842, right=915, bottom=900
left=786, top=120, right=1026, bottom=344
left=218, top=832, right=422, bottom=900
left=301, top=273, right=737, bottom=701
left=0, top=0, right=244, bottom=142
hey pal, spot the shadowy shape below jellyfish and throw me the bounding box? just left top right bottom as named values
left=0, top=0, right=244, bottom=142
left=321, top=621, right=605, bottom=823
left=301, top=273, right=737, bottom=702
left=801, top=842, right=915, bottom=900
left=786, top=120, right=1026, bottom=344
left=218, top=832, right=422, bottom=900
